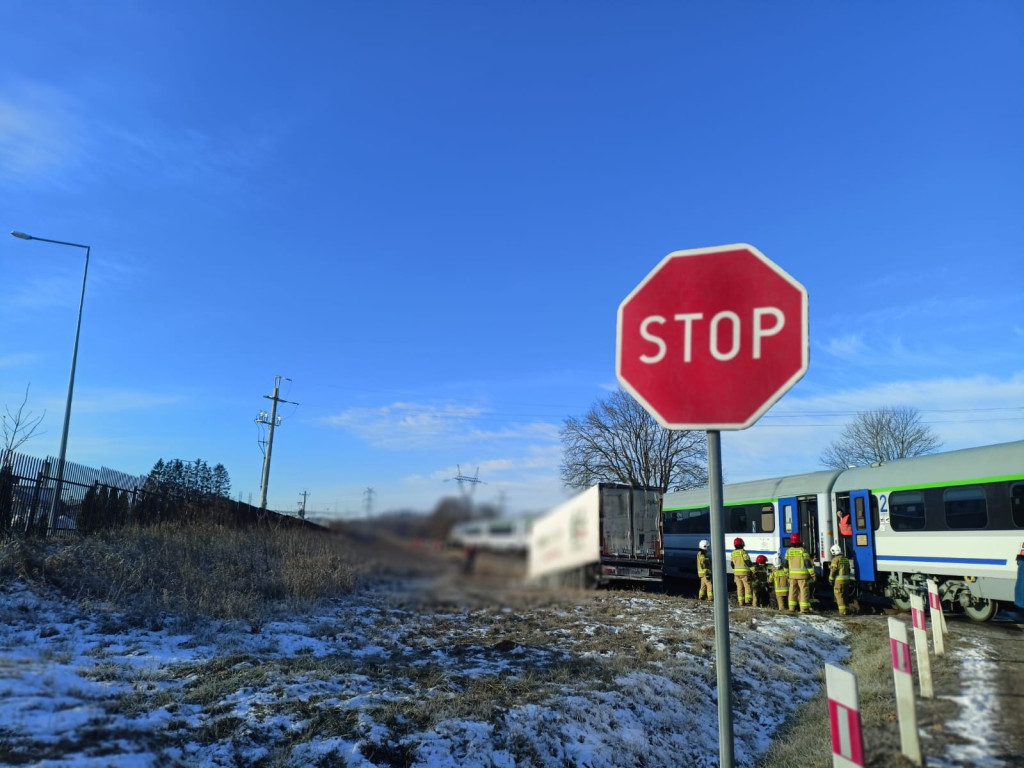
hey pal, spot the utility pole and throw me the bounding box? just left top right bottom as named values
left=363, top=487, right=375, bottom=517
left=298, top=490, right=308, bottom=520
left=255, top=375, right=298, bottom=510
left=445, top=465, right=485, bottom=514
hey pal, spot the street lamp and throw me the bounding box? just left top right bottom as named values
left=11, top=230, right=91, bottom=534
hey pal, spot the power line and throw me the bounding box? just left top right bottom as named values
left=737, top=416, right=1024, bottom=429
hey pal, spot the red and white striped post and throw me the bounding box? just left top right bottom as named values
left=926, top=579, right=947, bottom=655
left=888, top=617, right=923, bottom=766
left=910, top=593, right=934, bottom=698
left=825, top=664, right=865, bottom=768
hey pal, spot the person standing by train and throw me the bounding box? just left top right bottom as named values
left=771, top=554, right=789, bottom=610
left=731, top=538, right=753, bottom=607
left=696, top=539, right=713, bottom=601
left=462, top=544, right=478, bottom=575
left=786, top=533, right=814, bottom=613
left=829, top=544, right=857, bottom=615
left=837, top=502, right=853, bottom=554
left=751, top=555, right=771, bottom=607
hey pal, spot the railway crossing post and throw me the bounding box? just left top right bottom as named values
left=825, top=664, right=865, bottom=768
left=909, top=593, right=934, bottom=698
left=926, top=579, right=947, bottom=655
left=617, top=244, right=809, bottom=768
left=888, top=617, right=923, bottom=766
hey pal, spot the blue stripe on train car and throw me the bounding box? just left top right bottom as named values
left=877, top=555, right=1008, bottom=566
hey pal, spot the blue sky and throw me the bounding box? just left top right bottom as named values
left=3, top=2, right=1022, bottom=520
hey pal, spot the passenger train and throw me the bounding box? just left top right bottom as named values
left=447, top=516, right=532, bottom=554
left=662, top=440, right=1024, bottom=621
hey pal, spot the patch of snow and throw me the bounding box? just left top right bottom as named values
left=0, top=580, right=1003, bottom=767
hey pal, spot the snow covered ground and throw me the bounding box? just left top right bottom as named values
left=0, top=577, right=1012, bottom=767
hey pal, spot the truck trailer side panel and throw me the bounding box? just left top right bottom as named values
left=528, top=484, right=664, bottom=586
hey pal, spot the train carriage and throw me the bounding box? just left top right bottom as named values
left=833, top=440, right=1024, bottom=621
left=447, top=517, right=532, bottom=554
left=663, top=469, right=840, bottom=580
left=662, top=439, right=1024, bottom=621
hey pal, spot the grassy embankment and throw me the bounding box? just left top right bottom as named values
left=0, top=522, right=360, bottom=629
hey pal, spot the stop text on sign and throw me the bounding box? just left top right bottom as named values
left=639, top=307, right=785, bottom=363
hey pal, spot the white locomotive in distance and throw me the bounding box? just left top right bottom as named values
left=662, top=439, right=1024, bottom=622
left=446, top=517, right=533, bottom=555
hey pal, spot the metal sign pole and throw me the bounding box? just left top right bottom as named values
left=707, top=429, right=734, bottom=767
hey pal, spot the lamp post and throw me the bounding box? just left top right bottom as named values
left=11, top=230, right=91, bottom=534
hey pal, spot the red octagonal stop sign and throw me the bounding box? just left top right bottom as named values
left=616, top=244, right=808, bottom=430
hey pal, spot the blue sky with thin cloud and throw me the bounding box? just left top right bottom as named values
left=3, top=2, right=1022, bottom=518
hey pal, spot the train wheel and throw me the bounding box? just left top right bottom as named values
left=891, top=594, right=912, bottom=611
left=963, top=597, right=999, bottom=623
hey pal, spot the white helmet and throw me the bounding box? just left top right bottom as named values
left=830, top=544, right=842, bottom=556
left=698, top=539, right=709, bottom=551
left=772, top=555, right=782, bottom=568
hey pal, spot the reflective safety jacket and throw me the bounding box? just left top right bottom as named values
left=829, top=555, right=854, bottom=583
left=751, top=562, right=769, bottom=589
left=731, top=548, right=752, bottom=575
left=772, top=566, right=789, bottom=593
left=786, top=546, right=812, bottom=577
left=697, top=550, right=711, bottom=578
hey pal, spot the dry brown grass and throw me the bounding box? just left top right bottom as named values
left=753, top=613, right=970, bottom=768
left=0, top=522, right=359, bottom=628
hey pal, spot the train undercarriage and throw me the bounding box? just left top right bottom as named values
left=883, top=571, right=1000, bottom=622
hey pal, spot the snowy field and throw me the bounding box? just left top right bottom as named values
left=1, top=578, right=853, bottom=767
left=3, top=575, right=1015, bottom=768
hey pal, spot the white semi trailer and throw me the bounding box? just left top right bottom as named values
left=527, top=483, right=664, bottom=588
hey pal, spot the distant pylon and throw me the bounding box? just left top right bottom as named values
left=445, top=465, right=485, bottom=513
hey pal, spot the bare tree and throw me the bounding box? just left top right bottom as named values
left=2, top=384, right=46, bottom=462
left=819, top=405, right=942, bottom=469
left=560, top=388, right=708, bottom=491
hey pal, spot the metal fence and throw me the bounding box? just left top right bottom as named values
left=1, top=450, right=319, bottom=537
left=0, top=449, right=147, bottom=536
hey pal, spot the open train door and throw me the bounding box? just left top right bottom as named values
left=848, top=489, right=877, bottom=581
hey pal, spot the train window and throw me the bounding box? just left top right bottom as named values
left=728, top=505, right=752, bottom=533
left=488, top=524, right=514, bottom=536
left=691, top=508, right=709, bottom=533
left=760, top=505, right=776, bottom=533
left=889, top=491, right=926, bottom=531
left=663, top=507, right=709, bottom=534
left=726, top=503, right=774, bottom=533
left=1013, top=484, right=1024, bottom=528
left=944, top=486, right=988, bottom=530
left=854, top=496, right=867, bottom=530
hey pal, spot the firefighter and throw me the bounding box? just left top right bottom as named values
left=829, top=543, right=857, bottom=615
left=771, top=554, right=789, bottom=610
left=786, top=533, right=814, bottom=613
left=751, top=554, right=771, bottom=607
left=697, top=539, right=713, bottom=601
left=731, top=537, right=753, bottom=607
